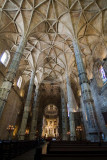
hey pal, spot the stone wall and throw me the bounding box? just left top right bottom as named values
left=0, top=63, right=24, bottom=140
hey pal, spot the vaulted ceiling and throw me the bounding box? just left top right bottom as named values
left=0, top=0, right=107, bottom=88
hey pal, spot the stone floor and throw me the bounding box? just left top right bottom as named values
left=12, top=148, right=36, bottom=160
left=12, top=142, right=48, bottom=160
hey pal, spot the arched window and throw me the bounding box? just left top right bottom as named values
left=17, top=76, right=22, bottom=88
left=0, top=50, right=10, bottom=67
left=99, top=66, right=107, bottom=84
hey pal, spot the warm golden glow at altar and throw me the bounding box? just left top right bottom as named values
left=42, top=104, right=59, bottom=138
left=42, top=117, right=59, bottom=138
left=44, top=104, right=58, bottom=117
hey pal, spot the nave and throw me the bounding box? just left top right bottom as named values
left=1, top=140, right=107, bottom=160
left=0, top=1, right=107, bottom=159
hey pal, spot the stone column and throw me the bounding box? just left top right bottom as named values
left=59, top=104, right=62, bottom=139
left=73, top=39, right=99, bottom=141
left=19, top=70, right=35, bottom=140
left=29, top=85, right=40, bottom=140
left=66, top=74, right=76, bottom=141
left=80, top=96, right=89, bottom=140
left=0, top=37, right=27, bottom=119
left=90, top=79, right=107, bottom=141
left=60, top=87, right=68, bottom=140
left=38, top=113, right=43, bottom=138
left=67, top=13, right=100, bottom=141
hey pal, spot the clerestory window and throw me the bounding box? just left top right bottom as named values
left=0, top=50, right=10, bottom=67
left=17, top=76, right=22, bottom=88
left=99, top=66, right=107, bottom=85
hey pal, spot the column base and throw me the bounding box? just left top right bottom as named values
left=104, top=136, right=107, bottom=142
left=86, top=132, right=100, bottom=142
left=18, top=134, right=25, bottom=140
left=70, top=135, right=76, bottom=141
left=62, top=135, right=68, bottom=141
left=29, top=132, right=35, bottom=140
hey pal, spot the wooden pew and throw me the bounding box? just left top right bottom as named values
left=0, top=140, right=40, bottom=160
left=40, top=141, right=107, bottom=160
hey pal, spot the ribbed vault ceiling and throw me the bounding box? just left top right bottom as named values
left=0, top=0, right=107, bottom=86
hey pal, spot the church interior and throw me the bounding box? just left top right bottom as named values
left=0, top=0, right=107, bottom=159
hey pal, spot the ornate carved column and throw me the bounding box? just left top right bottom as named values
left=90, top=79, right=107, bottom=141
left=73, top=39, right=99, bottom=141
left=60, top=87, right=68, bottom=140
left=65, top=12, right=100, bottom=141
left=80, top=96, right=89, bottom=140
left=66, top=74, right=76, bottom=141
left=29, top=85, right=40, bottom=140
left=19, top=70, right=35, bottom=140
left=0, top=37, right=27, bottom=119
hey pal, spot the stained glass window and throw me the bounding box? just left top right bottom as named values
left=100, top=66, right=107, bottom=84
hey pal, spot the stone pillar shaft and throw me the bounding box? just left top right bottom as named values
left=38, top=114, right=43, bottom=137
left=68, top=13, right=99, bottom=141
left=30, top=85, right=40, bottom=140
left=80, top=96, right=89, bottom=140
left=73, top=39, right=99, bottom=141
left=19, top=70, right=35, bottom=140
left=61, top=88, right=68, bottom=140
left=66, top=75, right=76, bottom=141
left=59, top=104, right=62, bottom=139
left=0, top=37, right=27, bottom=119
